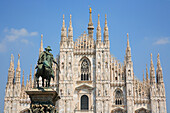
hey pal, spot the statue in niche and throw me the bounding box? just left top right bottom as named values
left=98, top=62, right=101, bottom=69
left=35, top=46, right=59, bottom=87
left=98, top=90, right=101, bottom=96
left=128, top=89, right=131, bottom=96
left=105, top=90, right=107, bottom=96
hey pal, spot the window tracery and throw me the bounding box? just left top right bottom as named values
left=81, top=59, right=90, bottom=80
left=115, top=90, right=123, bottom=105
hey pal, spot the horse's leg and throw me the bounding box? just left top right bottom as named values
left=42, top=78, right=44, bottom=87
left=48, top=78, right=50, bottom=87
left=37, top=77, right=39, bottom=88
left=46, top=79, right=48, bottom=87
left=35, top=73, right=39, bottom=88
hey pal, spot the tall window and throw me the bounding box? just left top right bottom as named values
left=81, top=59, right=90, bottom=80
left=81, top=95, right=89, bottom=110
left=115, top=90, right=123, bottom=105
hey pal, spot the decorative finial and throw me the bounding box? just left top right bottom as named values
left=41, top=34, right=43, bottom=38
left=97, top=14, right=100, bottom=27
left=18, top=54, right=20, bottom=59
left=157, top=53, right=160, bottom=59
left=127, top=33, right=129, bottom=39
left=157, top=53, right=161, bottom=67
left=62, top=14, right=65, bottom=28
left=89, top=7, right=92, bottom=13
left=105, top=14, right=107, bottom=23
left=63, top=14, right=65, bottom=20
left=104, top=14, right=108, bottom=31
left=151, top=53, right=152, bottom=59
left=70, top=14, right=72, bottom=20
left=150, top=53, right=154, bottom=68
left=69, top=14, right=72, bottom=28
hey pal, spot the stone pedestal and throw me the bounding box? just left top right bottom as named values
left=26, top=88, right=60, bottom=113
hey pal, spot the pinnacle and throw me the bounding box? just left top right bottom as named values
left=97, top=14, right=100, bottom=27
left=69, top=14, right=72, bottom=29
left=17, top=54, right=21, bottom=71
left=9, top=54, right=14, bottom=70
left=104, top=14, right=108, bottom=31
left=22, top=70, right=25, bottom=87
left=157, top=53, right=161, bottom=68
left=88, top=7, right=93, bottom=27
left=62, top=14, right=66, bottom=29
left=127, top=33, right=130, bottom=48
left=150, top=53, right=154, bottom=68
left=146, top=64, right=149, bottom=81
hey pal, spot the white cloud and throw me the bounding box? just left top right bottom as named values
left=153, top=38, right=170, bottom=45
left=5, top=28, right=38, bottom=42
left=0, top=28, right=38, bottom=52
left=30, top=32, right=38, bottom=36
left=21, top=39, right=29, bottom=44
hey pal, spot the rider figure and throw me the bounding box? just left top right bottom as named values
left=36, top=46, right=58, bottom=87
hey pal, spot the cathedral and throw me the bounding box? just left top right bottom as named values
left=4, top=9, right=167, bottom=113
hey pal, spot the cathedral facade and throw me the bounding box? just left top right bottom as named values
left=4, top=9, right=167, bottom=113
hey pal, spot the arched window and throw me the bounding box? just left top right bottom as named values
left=115, top=90, right=123, bottom=105
left=81, top=59, right=90, bottom=80
left=81, top=95, right=89, bottom=110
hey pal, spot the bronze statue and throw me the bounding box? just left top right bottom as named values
left=35, top=46, right=59, bottom=87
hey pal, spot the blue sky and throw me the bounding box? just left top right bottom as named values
left=0, top=0, right=170, bottom=112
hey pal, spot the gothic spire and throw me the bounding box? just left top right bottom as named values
left=61, top=14, right=67, bottom=42
left=87, top=7, right=94, bottom=40
left=125, top=33, right=131, bottom=63
left=39, top=34, right=44, bottom=55
left=68, top=14, right=73, bottom=42
left=9, top=54, right=14, bottom=70
left=104, top=14, right=108, bottom=31
left=104, top=14, right=109, bottom=41
left=157, top=53, right=162, bottom=69
left=26, top=74, right=29, bottom=89
left=88, top=7, right=93, bottom=27
left=146, top=64, right=149, bottom=83
left=150, top=53, right=156, bottom=85
left=29, top=65, right=32, bottom=88
left=21, top=70, right=25, bottom=90
left=62, top=14, right=66, bottom=29
left=156, top=53, right=163, bottom=84
left=16, top=54, right=21, bottom=71
left=7, top=54, right=14, bottom=84
left=15, top=54, right=21, bottom=84
left=96, top=14, right=101, bottom=43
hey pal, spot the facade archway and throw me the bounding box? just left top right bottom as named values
left=81, top=95, right=89, bottom=110
left=111, top=108, right=125, bottom=113
left=135, top=107, right=150, bottom=113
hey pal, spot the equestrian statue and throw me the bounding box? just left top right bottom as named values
left=35, top=46, right=59, bottom=87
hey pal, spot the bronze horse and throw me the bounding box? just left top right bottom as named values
left=35, top=46, right=58, bottom=88
left=35, top=61, right=54, bottom=87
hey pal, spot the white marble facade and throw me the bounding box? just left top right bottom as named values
left=4, top=9, right=167, bottom=113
